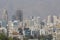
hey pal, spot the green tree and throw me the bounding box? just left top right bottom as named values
left=47, top=34, right=53, bottom=40
left=13, top=37, right=20, bottom=40
left=0, top=33, right=7, bottom=40
left=8, top=37, right=13, bottom=40
left=0, top=33, right=13, bottom=40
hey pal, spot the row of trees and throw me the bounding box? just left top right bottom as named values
left=0, top=33, right=12, bottom=40
left=0, top=33, right=20, bottom=40
left=0, top=32, right=53, bottom=40
left=23, top=34, right=53, bottom=40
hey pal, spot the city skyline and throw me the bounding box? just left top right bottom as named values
left=0, top=0, right=60, bottom=40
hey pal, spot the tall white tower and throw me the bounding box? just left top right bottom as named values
left=53, top=15, right=57, bottom=24
left=2, top=9, right=8, bottom=22
left=2, top=9, right=9, bottom=37
left=47, top=15, right=51, bottom=23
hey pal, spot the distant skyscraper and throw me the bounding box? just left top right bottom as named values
left=36, top=16, right=40, bottom=24
left=2, top=9, right=8, bottom=27
left=53, top=15, right=57, bottom=24
left=2, top=9, right=9, bottom=37
left=47, top=15, right=51, bottom=23
left=12, top=15, right=16, bottom=21
left=15, top=10, right=23, bottom=22
left=2, top=9, right=8, bottom=22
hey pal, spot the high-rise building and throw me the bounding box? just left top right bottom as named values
left=2, top=9, right=8, bottom=27
left=2, top=9, right=8, bottom=22
left=53, top=15, right=57, bottom=24
left=47, top=15, right=54, bottom=27
left=47, top=15, right=51, bottom=23
left=12, top=15, right=16, bottom=21
left=15, top=10, right=23, bottom=22
left=2, top=9, right=9, bottom=37
left=36, top=16, right=40, bottom=24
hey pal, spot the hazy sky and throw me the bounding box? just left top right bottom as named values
left=0, top=0, right=60, bottom=19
